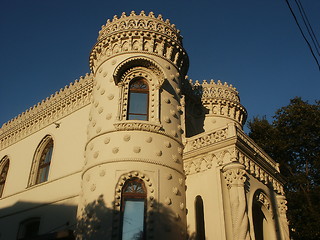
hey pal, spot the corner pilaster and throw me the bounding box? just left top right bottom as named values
left=222, top=163, right=251, bottom=240
left=276, top=195, right=290, bottom=240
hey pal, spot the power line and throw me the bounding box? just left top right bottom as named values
left=285, top=0, right=320, bottom=70
left=295, top=0, right=320, bottom=56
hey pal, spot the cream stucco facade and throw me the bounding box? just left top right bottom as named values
left=0, top=11, right=289, bottom=240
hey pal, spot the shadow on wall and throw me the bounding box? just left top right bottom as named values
left=77, top=194, right=196, bottom=240
left=0, top=200, right=77, bottom=239
left=0, top=196, right=197, bottom=239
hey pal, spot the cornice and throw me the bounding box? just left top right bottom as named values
left=183, top=124, right=284, bottom=194
left=235, top=127, right=279, bottom=172
left=0, top=74, right=94, bottom=150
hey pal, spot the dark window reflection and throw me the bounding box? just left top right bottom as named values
left=128, top=79, right=149, bottom=121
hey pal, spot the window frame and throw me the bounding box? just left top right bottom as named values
left=120, top=178, right=147, bottom=240
left=0, top=156, right=10, bottom=198
left=28, top=135, right=54, bottom=187
left=127, top=78, right=150, bottom=121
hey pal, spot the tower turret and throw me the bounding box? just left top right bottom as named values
left=78, top=11, right=189, bottom=240
left=183, top=79, right=247, bottom=136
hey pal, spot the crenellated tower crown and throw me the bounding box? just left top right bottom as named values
left=89, top=10, right=189, bottom=75
left=183, top=78, right=247, bottom=133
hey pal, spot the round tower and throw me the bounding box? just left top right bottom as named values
left=185, top=79, right=247, bottom=133
left=200, top=79, right=247, bottom=130
left=78, top=11, right=189, bottom=240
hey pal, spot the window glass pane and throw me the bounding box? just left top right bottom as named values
left=128, top=92, right=148, bottom=115
left=37, top=166, right=49, bottom=183
left=128, top=114, right=147, bottom=121
left=43, top=146, right=53, bottom=164
left=122, top=200, right=144, bottom=240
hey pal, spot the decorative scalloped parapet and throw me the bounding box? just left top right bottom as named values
left=183, top=78, right=247, bottom=127
left=98, top=11, right=182, bottom=43
left=89, top=11, right=189, bottom=75
left=0, top=73, right=94, bottom=150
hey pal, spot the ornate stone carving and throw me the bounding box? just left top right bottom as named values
left=113, top=171, right=155, bottom=239
left=255, top=191, right=272, bottom=213
left=114, top=121, right=162, bottom=132
left=182, top=78, right=247, bottom=127
left=90, top=11, right=189, bottom=75
left=183, top=153, right=215, bottom=175
left=223, top=166, right=247, bottom=188
left=276, top=195, right=290, bottom=240
left=0, top=73, right=93, bottom=150
left=236, top=128, right=279, bottom=171
left=98, top=11, right=181, bottom=42
left=188, top=127, right=228, bottom=150
left=222, top=163, right=250, bottom=240
left=116, top=65, right=161, bottom=122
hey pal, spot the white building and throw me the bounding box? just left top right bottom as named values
left=0, top=11, right=289, bottom=240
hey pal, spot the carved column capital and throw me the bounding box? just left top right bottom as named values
left=276, top=195, right=288, bottom=216
left=222, top=163, right=247, bottom=188
left=276, top=194, right=290, bottom=240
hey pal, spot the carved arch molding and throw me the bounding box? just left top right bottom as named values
left=112, top=171, right=155, bottom=240
left=113, top=56, right=165, bottom=86
left=114, top=57, right=165, bottom=122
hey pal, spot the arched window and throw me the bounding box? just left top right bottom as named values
left=127, top=78, right=149, bottom=121
left=195, top=195, right=206, bottom=240
left=252, top=191, right=276, bottom=240
left=28, top=136, right=54, bottom=187
left=17, top=217, right=40, bottom=240
left=121, top=178, right=147, bottom=240
left=0, top=156, right=9, bottom=198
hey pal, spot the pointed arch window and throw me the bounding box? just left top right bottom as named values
left=127, top=78, right=149, bottom=121
left=121, top=178, right=147, bottom=240
left=0, top=156, right=10, bottom=198
left=28, top=136, right=54, bottom=187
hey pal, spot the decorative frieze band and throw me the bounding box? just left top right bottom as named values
left=90, top=30, right=188, bottom=74
left=186, top=127, right=228, bottom=151
left=184, top=144, right=284, bottom=195
left=113, top=121, right=162, bottom=132
left=0, top=74, right=94, bottom=150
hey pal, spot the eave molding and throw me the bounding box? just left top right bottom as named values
left=0, top=74, right=94, bottom=150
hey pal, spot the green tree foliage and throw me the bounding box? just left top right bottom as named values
left=248, top=97, right=320, bottom=240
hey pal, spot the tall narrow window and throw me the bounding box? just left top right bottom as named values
left=17, top=218, right=40, bottom=240
left=28, top=136, right=54, bottom=187
left=195, top=195, right=206, bottom=240
left=127, top=78, right=149, bottom=121
left=0, top=157, right=9, bottom=198
left=121, top=178, right=147, bottom=240
left=36, top=138, right=53, bottom=184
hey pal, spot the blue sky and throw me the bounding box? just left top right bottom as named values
left=1, top=0, right=319, bottom=132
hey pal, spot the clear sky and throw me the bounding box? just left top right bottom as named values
left=1, top=0, right=319, bottom=132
